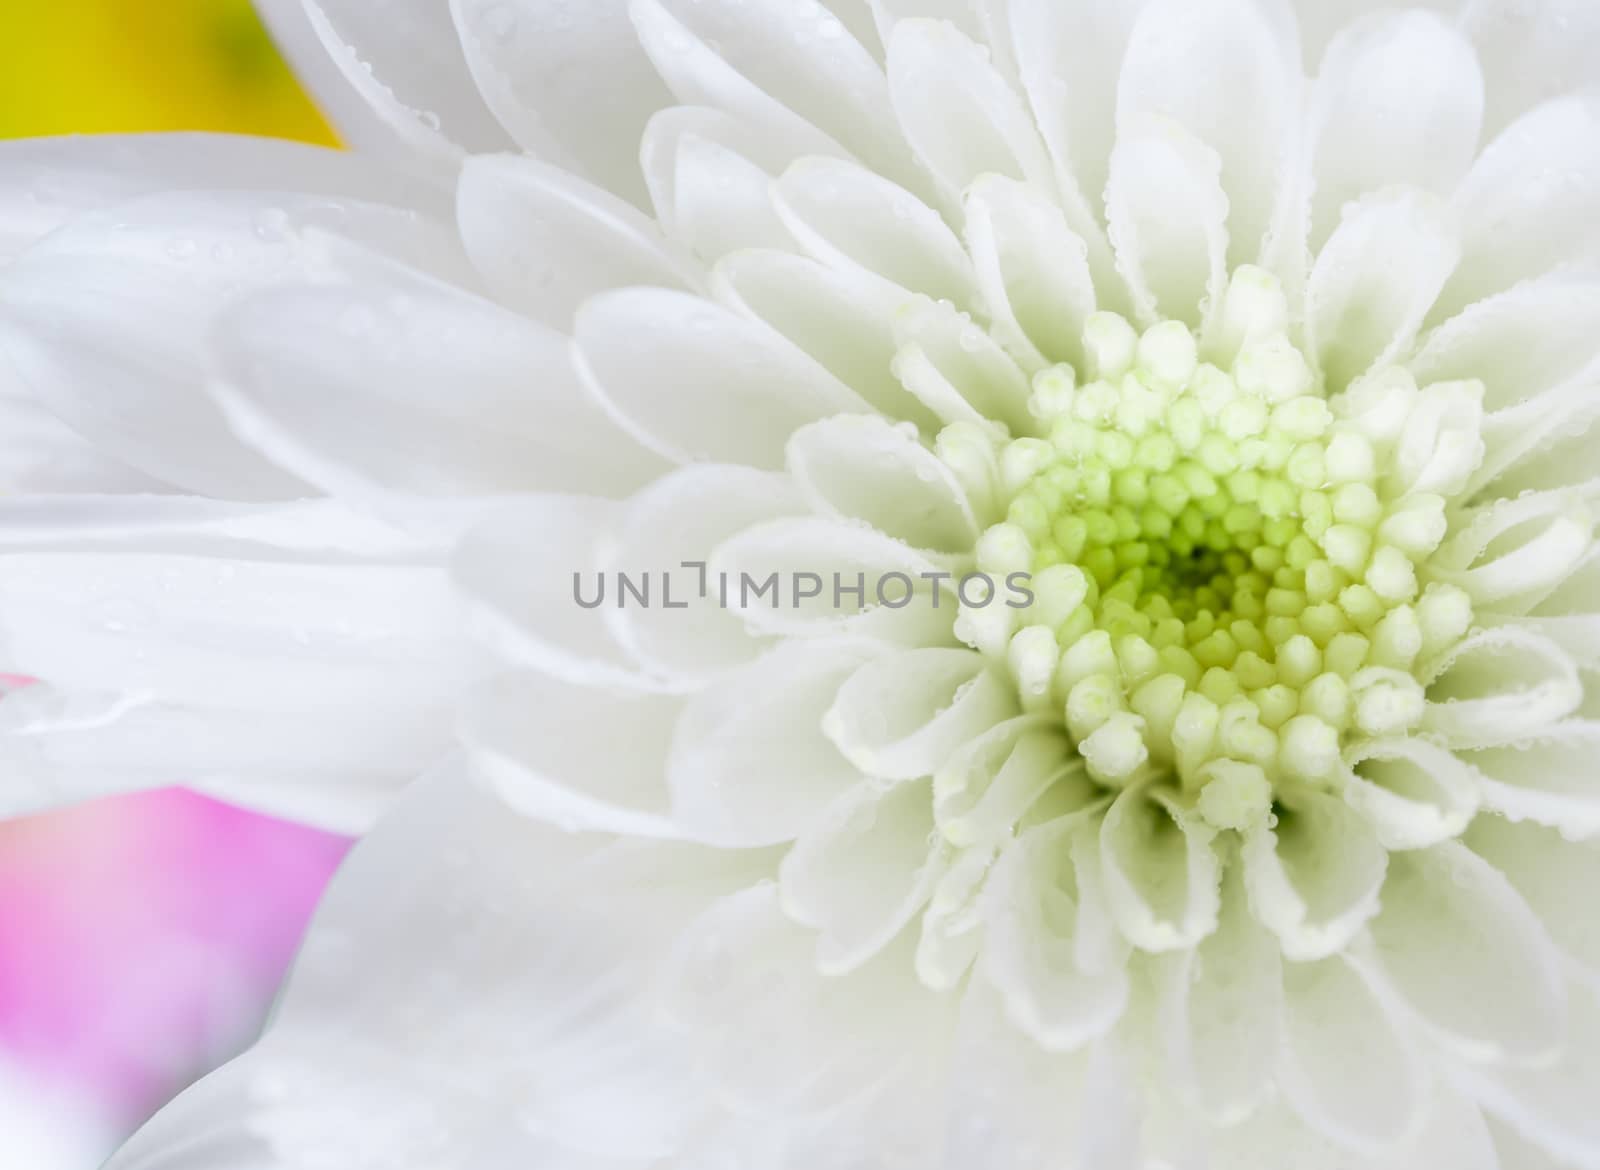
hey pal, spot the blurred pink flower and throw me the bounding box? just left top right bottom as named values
left=0, top=789, right=348, bottom=1127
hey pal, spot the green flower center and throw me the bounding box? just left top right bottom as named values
left=949, top=267, right=1479, bottom=831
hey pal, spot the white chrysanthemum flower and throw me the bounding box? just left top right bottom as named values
left=4, top=0, right=1600, bottom=1167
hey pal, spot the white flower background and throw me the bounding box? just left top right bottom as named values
left=3, top=0, right=1600, bottom=1167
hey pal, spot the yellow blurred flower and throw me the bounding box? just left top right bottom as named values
left=0, top=0, right=335, bottom=143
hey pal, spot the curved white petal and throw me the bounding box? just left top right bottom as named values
left=0, top=191, right=441, bottom=499
left=773, top=156, right=977, bottom=309
left=1099, top=785, right=1222, bottom=952
left=893, top=295, right=1035, bottom=435
left=825, top=649, right=1018, bottom=780
left=710, top=515, right=960, bottom=644
left=1440, top=93, right=1600, bottom=318
left=1006, top=0, right=1147, bottom=236
left=660, top=883, right=949, bottom=1116
left=1464, top=721, right=1600, bottom=839
left=1514, top=546, right=1600, bottom=671
left=1432, top=490, right=1593, bottom=615
left=642, top=107, right=796, bottom=261
left=1159, top=861, right=1281, bottom=1125
left=455, top=496, right=651, bottom=687
left=0, top=502, right=467, bottom=716
left=1105, top=116, right=1230, bottom=330
left=602, top=464, right=799, bottom=685
left=1306, top=11, right=1483, bottom=249
left=1463, top=0, right=1600, bottom=139
left=295, top=0, right=513, bottom=162
left=1343, top=737, right=1482, bottom=852
left=668, top=639, right=874, bottom=847
left=713, top=249, right=940, bottom=430
left=1363, top=841, right=1567, bottom=1066
left=1422, top=627, right=1583, bottom=749
left=981, top=816, right=1129, bottom=1052
left=780, top=776, right=944, bottom=975
left=787, top=415, right=980, bottom=554
left=1278, top=956, right=1426, bottom=1154
left=963, top=174, right=1098, bottom=369
left=1240, top=786, right=1387, bottom=961
left=457, top=154, right=700, bottom=327
left=886, top=18, right=1054, bottom=207
left=1304, top=190, right=1460, bottom=391
left=630, top=0, right=856, bottom=167
left=1116, top=0, right=1300, bottom=265
left=1461, top=982, right=1600, bottom=1170
left=0, top=685, right=443, bottom=832
left=450, top=0, right=673, bottom=206
left=108, top=774, right=740, bottom=1168
left=574, top=286, right=870, bottom=468
left=640, top=0, right=918, bottom=191
left=1467, top=815, right=1600, bottom=982
left=0, top=132, right=447, bottom=261
left=462, top=671, right=687, bottom=838
left=213, top=274, right=663, bottom=503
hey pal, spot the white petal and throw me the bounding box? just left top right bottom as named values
left=1464, top=721, right=1600, bottom=839
left=0, top=686, right=444, bottom=832
left=449, top=0, right=673, bottom=206
left=715, top=250, right=941, bottom=430
left=710, top=515, right=960, bottom=644
left=1467, top=815, right=1600, bottom=982
left=1279, top=956, right=1426, bottom=1153
left=630, top=0, right=854, bottom=166
left=455, top=496, right=648, bottom=686
left=642, top=108, right=795, bottom=261
left=0, top=133, right=447, bottom=261
left=603, top=464, right=800, bottom=685
left=1006, top=0, right=1148, bottom=233
left=0, top=509, right=466, bottom=715
left=963, top=174, right=1098, bottom=369
left=1306, top=11, right=1483, bottom=249
left=661, top=883, right=949, bottom=1115
left=1100, top=785, right=1222, bottom=952
left=461, top=672, right=681, bottom=837
left=109, top=775, right=739, bottom=1167
left=787, top=415, right=980, bottom=553
left=773, top=156, right=977, bottom=309
left=456, top=154, right=700, bottom=327
left=1160, top=864, right=1283, bottom=1125
left=1104, top=117, right=1230, bottom=330
left=1363, top=841, right=1567, bottom=1065
left=893, top=295, right=1035, bottom=435
left=213, top=275, right=663, bottom=502
left=1462, top=982, right=1600, bottom=1170
left=1343, top=737, right=1482, bottom=852
left=1422, top=627, right=1583, bottom=749
left=933, top=719, right=1090, bottom=851
left=668, top=639, right=875, bottom=846
left=1240, top=786, right=1387, bottom=961
left=1463, top=0, right=1600, bottom=139
left=1117, top=0, right=1300, bottom=264
left=1409, top=265, right=1600, bottom=417
left=1432, top=490, right=1593, bottom=614
left=1514, top=546, right=1600, bottom=671
left=0, top=192, right=421, bottom=499
left=638, top=0, right=919, bottom=191
left=573, top=287, right=869, bottom=468
left=943, top=977, right=1114, bottom=1170
left=825, top=649, right=1018, bottom=780
left=0, top=388, right=155, bottom=494
left=781, top=776, right=944, bottom=975
left=1304, top=190, right=1460, bottom=391
left=981, top=816, right=1129, bottom=1051
left=886, top=19, right=1054, bottom=206
left=1440, top=93, right=1600, bottom=318
left=296, top=0, right=513, bottom=162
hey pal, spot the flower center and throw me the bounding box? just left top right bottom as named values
left=949, top=267, right=1481, bottom=831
